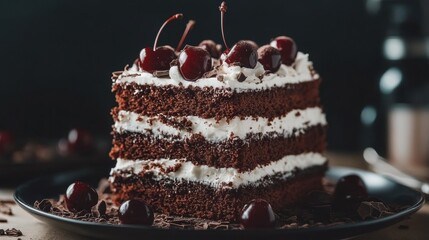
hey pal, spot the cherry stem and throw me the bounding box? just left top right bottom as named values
left=219, top=1, right=229, bottom=50
left=153, top=13, right=183, bottom=51
left=176, top=20, right=196, bottom=52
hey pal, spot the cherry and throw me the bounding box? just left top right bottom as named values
left=270, top=36, right=297, bottom=66
left=199, top=40, right=222, bottom=59
left=218, top=2, right=258, bottom=68
left=139, top=46, right=176, bottom=72
left=224, top=41, right=258, bottom=68
left=65, top=181, right=98, bottom=212
left=119, top=199, right=154, bottom=225
left=139, top=14, right=183, bottom=73
left=178, top=46, right=212, bottom=81
left=257, top=45, right=282, bottom=73
left=244, top=40, right=259, bottom=50
left=175, top=20, right=196, bottom=52
left=0, top=131, right=14, bottom=155
left=240, top=199, right=276, bottom=229
left=333, top=174, right=368, bottom=211
left=66, top=128, right=94, bottom=154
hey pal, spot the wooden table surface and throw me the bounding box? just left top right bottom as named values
left=0, top=152, right=428, bottom=240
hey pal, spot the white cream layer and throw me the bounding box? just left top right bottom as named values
left=111, top=152, right=326, bottom=188
left=114, top=107, right=326, bottom=142
left=114, top=52, right=317, bottom=93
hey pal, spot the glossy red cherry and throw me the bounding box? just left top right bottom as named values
left=67, top=128, right=94, bottom=154
left=139, top=46, right=176, bottom=72
left=198, top=40, right=222, bottom=59
left=119, top=199, right=154, bottom=225
left=244, top=40, right=259, bottom=50
left=217, top=2, right=258, bottom=68
left=333, top=174, right=368, bottom=211
left=241, top=199, right=276, bottom=229
left=0, top=131, right=14, bottom=155
left=270, top=36, right=297, bottom=66
left=139, top=14, right=183, bottom=72
left=257, top=45, right=282, bottom=73
left=178, top=46, right=212, bottom=81
left=65, top=181, right=98, bottom=212
left=224, top=40, right=258, bottom=68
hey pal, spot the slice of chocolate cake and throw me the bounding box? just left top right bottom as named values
left=109, top=5, right=327, bottom=222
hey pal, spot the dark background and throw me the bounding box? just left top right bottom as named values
left=0, top=0, right=410, bottom=151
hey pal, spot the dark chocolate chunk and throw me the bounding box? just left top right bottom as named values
left=237, top=72, right=247, bottom=82
left=5, top=228, right=23, bottom=237
left=152, top=70, right=170, bottom=78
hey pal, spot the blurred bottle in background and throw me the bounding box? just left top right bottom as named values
left=362, top=0, right=429, bottom=175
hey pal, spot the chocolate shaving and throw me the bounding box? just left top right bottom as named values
left=34, top=199, right=53, bottom=213
left=152, top=70, right=170, bottom=78
left=0, top=200, right=15, bottom=205
left=111, top=71, right=123, bottom=79
left=0, top=218, right=7, bottom=223
left=237, top=72, right=247, bottom=82
left=202, top=68, right=218, bottom=78
left=0, top=228, right=23, bottom=237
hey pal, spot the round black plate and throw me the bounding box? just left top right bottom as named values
left=14, top=167, right=424, bottom=240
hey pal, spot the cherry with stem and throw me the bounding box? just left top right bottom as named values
left=219, top=2, right=258, bottom=69
left=139, top=13, right=183, bottom=73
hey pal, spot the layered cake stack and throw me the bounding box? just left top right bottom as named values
left=109, top=6, right=327, bottom=222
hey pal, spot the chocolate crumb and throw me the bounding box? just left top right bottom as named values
left=5, top=228, right=23, bottom=237
left=0, top=200, right=15, bottom=205
left=0, top=206, right=12, bottom=216
left=35, top=199, right=53, bottom=213
left=0, top=229, right=4, bottom=235
left=237, top=72, right=247, bottom=82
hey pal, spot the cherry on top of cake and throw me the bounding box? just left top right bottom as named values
left=133, top=1, right=299, bottom=82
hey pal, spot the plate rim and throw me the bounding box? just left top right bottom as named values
left=13, top=166, right=425, bottom=238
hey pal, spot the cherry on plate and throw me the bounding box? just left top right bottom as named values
left=333, top=174, right=368, bottom=211
left=119, top=199, right=154, bottom=225
left=65, top=181, right=98, bottom=212
left=241, top=199, right=276, bottom=229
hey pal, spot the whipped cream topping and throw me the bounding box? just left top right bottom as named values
left=114, top=107, right=326, bottom=142
left=114, top=52, right=317, bottom=93
left=111, top=152, right=327, bottom=188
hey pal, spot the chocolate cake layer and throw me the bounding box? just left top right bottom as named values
left=110, top=125, right=326, bottom=171
left=112, top=80, right=321, bottom=120
left=110, top=165, right=326, bottom=222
